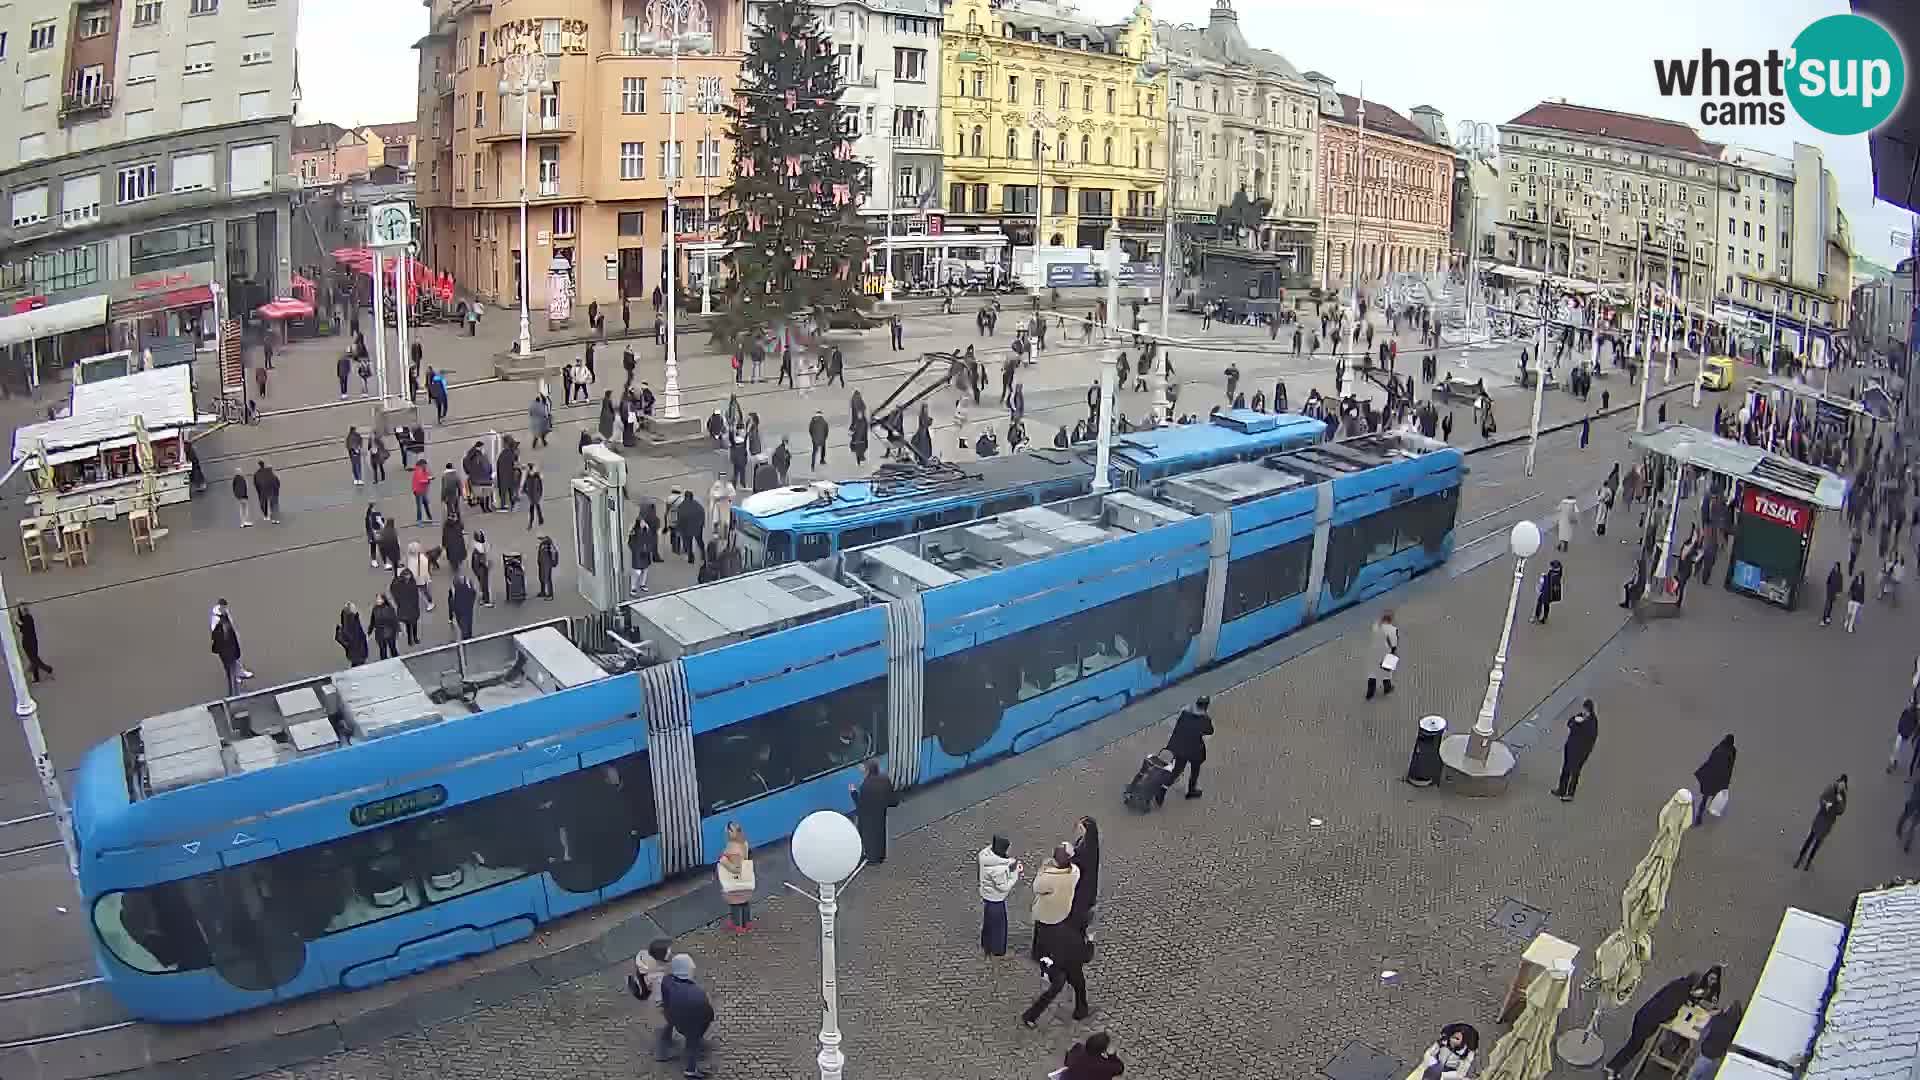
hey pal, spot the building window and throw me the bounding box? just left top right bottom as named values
left=1058, top=80, right=1069, bottom=109
left=1007, top=76, right=1019, bottom=105
left=475, top=90, right=485, bottom=128
left=184, top=40, right=214, bottom=74
left=969, top=126, right=982, bottom=157
left=10, top=185, right=48, bottom=227
left=948, top=181, right=966, bottom=212
left=1106, top=88, right=1115, bottom=113
left=541, top=18, right=562, bottom=55
left=133, top=1, right=163, bottom=25
left=622, top=77, right=645, bottom=113
left=1103, top=137, right=1112, bottom=165
left=618, top=211, right=642, bottom=237
left=181, top=98, right=211, bottom=127
left=80, top=10, right=111, bottom=37
left=241, top=32, right=272, bottom=64
left=128, top=51, right=159, bottom=84
left=229, top=142, right=272, bottom=193
left=620, top=141, right=644, bottom=179
left=172, top=150, right=213, bottom=191
left=895, top=48, right=925, bottom=82
left=129, top=221, right=214, bottom=273
left=1079, top=134, right=1089, bottom=162
left=190, top=0, right=217, bottom=11
left=657, top=141, right=680, bottom=180
left=238, top=90, right=271, bottom=120
left=697, top=137, right=719, bottom=177
left=126, top=109, right=155, bottom=137
left=1006, top=129, right=1017, bottom=160
left=1083, top=84, right=1092, bottom=111
left=1056, top=135, right=1067, bottom=162
left=552, top=206, right=576, bottom=237
left=476, top=30, right=486, bottom=65
left=118, top=163, right=160, bottom=204
left=23, top=75, right=51, bottom=110
left=29, top=19, right=57, bottom=49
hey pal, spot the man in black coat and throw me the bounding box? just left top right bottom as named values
left=17, top=606, right=52, bottom=682
left=656, top=954, right=714, bottom=1077
left=1163, top=696, right=1213, bottom=802
left=252, top=461, right=281, bottom=523
left=675, top=493, right=705, bottom=565
left=852, top=760, right=898, bottom=864
left=808, top=410, right=830, bottom=469
left=1552, top=699, right=1599, bottom=801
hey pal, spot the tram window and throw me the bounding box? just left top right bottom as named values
left=767, top=531, right=793, bottom=563
left=796, top=531, right=831, bottom=560
left=1395, top=489, right=1459, bottom=553
left=980, top=493, right=1035, bottom=517
left=92, top=747, right=660, bottom=980
left=692, top=677, right=889, bottom=815
left=912, top=514, right=939, bottom=533
left=936, top=505, right=974, bottom=526
left=840, top=520, right=907, bottom=550
left=1223, top=537, right=1313, bottom=620
left=923, top=574, right=1205, bottom=756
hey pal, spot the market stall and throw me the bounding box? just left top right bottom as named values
left=11, top=363, right=202, bottom=523
left=1629, top=425, right=1847, bottom=611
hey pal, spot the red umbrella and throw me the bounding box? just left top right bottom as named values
left=256, top=297, right=316, bottom=320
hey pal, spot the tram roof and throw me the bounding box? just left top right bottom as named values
left=735, top=450, right=1086, bottom=530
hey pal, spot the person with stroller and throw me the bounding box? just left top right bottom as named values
left=1124, top=749, right=1177, bottom=812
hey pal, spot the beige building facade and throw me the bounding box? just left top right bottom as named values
left=416, top=0, right=745, bottom=312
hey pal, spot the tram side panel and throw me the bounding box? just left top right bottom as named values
left=681, top=607, right=891, bottom=866
left=1213, top=487, right=1323, bottom=664
left=1318, top=456, right=1464, bottom=618
left=914, top=519, right=1213, bottom=784
left=79, top=677, right=657, bottom=1021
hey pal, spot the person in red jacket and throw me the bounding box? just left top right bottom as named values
left=410, top=460, right=433, bottom=523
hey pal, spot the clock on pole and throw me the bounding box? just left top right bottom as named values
left=369, top=203, right=413, bottom=249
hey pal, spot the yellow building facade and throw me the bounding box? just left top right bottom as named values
left=939, top=0, right=1167, bottom=258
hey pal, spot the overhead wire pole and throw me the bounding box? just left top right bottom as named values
left=1351, top=82, right=1366, bottom=304
left=1524, top=175, right=1553, bottom=478
left=0, top=454, right=77, bottom=880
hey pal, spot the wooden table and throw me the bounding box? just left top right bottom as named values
left=1633, top=1003, right=1714, bottom=1078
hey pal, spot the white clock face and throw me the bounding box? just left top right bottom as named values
left=377, top=209, right=409, bottom=242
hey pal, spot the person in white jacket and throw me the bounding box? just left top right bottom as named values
left=1410, top=1023, right=1478, bottom=1080
left=1556, top=493, right=1578, bottom=552
left=977, top=835, right=1023, bottom=956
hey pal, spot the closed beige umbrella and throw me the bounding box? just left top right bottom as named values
left=1483, top=958, right=1573, bottom=1080
left=1558, top=788, right=1694, bottom=1065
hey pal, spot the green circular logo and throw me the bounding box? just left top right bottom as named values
left=1787, top=14, right=1906, bottom=136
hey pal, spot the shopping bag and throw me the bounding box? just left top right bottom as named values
left=1381, top=653, right=1401, bottom=674
left=1707, top=789, right=1729, bottom=818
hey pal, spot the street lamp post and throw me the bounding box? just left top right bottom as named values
left=1469, top=520, right=1541, bottom=762
left=883, top=76, right=897, bottom=306
left=499, top=54, right=546, bottom=360
left=641, top=8, right=713, bottom=421
left=789, top=811, right=866, bottom=1080
left=701, top=82, right=717, bottom=317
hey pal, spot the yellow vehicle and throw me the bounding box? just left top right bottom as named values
left=1700, top=356, right=1736, bottom=391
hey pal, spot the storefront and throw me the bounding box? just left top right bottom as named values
left=106, top=264, right=221, bottom=367
left=0, top=294, right=109, bottom=391
left=1630, top=425, right=1846, bottom=612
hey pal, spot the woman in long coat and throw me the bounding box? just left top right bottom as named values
left=528, top=391, right=553, bottom=448
left=1693, top=734, right=1737, bottom=824
left=851, top=761, right=898, bottom=864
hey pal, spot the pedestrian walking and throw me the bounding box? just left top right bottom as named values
left=334, top=603, right=370, bottom=666
left=369, top=431, right=390, bottom=484
left=1023, top=844, right=1090, bottom=1026
left=439, top=461, right=462, bottom=520
left=1069, top=816, right=1099, bottom=934
left=978, top=834, right=1022, bottom=956
left=252, top=460, right=281, bottom=522
left=676, top=489, right=705, bottom=565
left=529, top=390, right=553, bottom=448
left=448, top=572, right=477, bottom=640
left=346, top=426, right=365, bottom=485
left=470, top=531, right=495, bottom=608
left=210, top=599, right=250, bottom=695
left=336, top=351, right=351, bottom=399
left=1845, top=571, right=1867, bottom=632
left=716, top=821, right=755, bottom=932
left=1792, top=775, right=1847, bottom=871
left=391, top=564, right=422, bottom=645
left=362, top=503, right=388, bottom=567
left=232, top=469, right=253, bottom=527
left=1366, top=611, right=1399, bottom=699
left=1532, top=559, right=1564, bottom=623
left=17, top=606, right=53, bottom=682
left=1692, top=734, right=1737, bottom=824
left=1551, top=699, right=1599, bottom=801
left=1891, top=697, right=1918, bottom=774
left=851, top=760, right=898, bottom=864
left=369, top=594, right=401, bottom=660
left=405, top=541, right=434, bottom=613
left=808, top=409, right=830, bottom=469
left=521, top=462, right=545, bottom=528
left=1162, top=696, right=1212, bottom=801
left=1580, top=414, right=1592, bottom=449
left=1822, top=561, right=1844, bottom=625
left=655, top=954, right=715, bottom=1078
left=536, top=535, right=560, bottom=600
left=1557, top=494, right=1578, bottom=551
left=407, top=459, right=432, bottom=523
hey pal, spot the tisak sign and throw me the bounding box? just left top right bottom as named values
left=1742, top=487, right=1812, bottom=534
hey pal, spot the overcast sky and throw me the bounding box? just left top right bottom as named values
left=296, top=0, right=1913, bottom=266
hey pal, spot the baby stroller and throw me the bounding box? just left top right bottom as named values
left=1123, top=749, right=1176, bottom=812
left=502, top=552, right=527, bottom=604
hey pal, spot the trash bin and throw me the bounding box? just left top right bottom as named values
left=1407, top=715, right=1447, bottom=786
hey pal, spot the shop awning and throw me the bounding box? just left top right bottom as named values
left=0, top=294, right=107, bottom=350
left=256, top=297, right=315, bottom=320
left=112, top=285, right=214, bottom=319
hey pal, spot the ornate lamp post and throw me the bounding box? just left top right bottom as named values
left=789, top=811, right=866, bottom=1080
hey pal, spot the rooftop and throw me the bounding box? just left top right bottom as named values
left=1503, top=101, right=1715, bottom=158
left=293, top=122, right=352, bottom=152
left=1330, top=93, right=1442, bottom=146
left=1804, top=884, right=1920, bottom=1079
left=1156, top=0, right=1300, bottom=82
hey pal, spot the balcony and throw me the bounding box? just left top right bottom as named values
left=476, top=113, right=578, bottom=143
left=58, top=83, right=114, bottom=124
left=890, top=133, right=939, bottom=152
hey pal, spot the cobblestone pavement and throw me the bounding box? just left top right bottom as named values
left=232, top=390, right=1916, bottom=1080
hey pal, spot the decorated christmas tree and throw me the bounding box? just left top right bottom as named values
left=714, top=0, right=872, bottom=349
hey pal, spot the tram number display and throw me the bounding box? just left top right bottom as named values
left=350, top=785, right=448, bottom=828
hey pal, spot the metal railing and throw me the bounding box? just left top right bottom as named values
left=58, top=84, right=113, bottom=118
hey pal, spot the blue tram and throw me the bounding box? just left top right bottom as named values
left=73, top=432, right=1460, bottom=1021
left=731, top=410, right=1326, bottom=568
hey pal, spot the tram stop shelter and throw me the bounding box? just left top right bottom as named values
left=1630, top=425, right=1847, bottom=612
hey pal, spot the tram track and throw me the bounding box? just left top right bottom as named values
left=0, top=809, right=59, bottom=862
